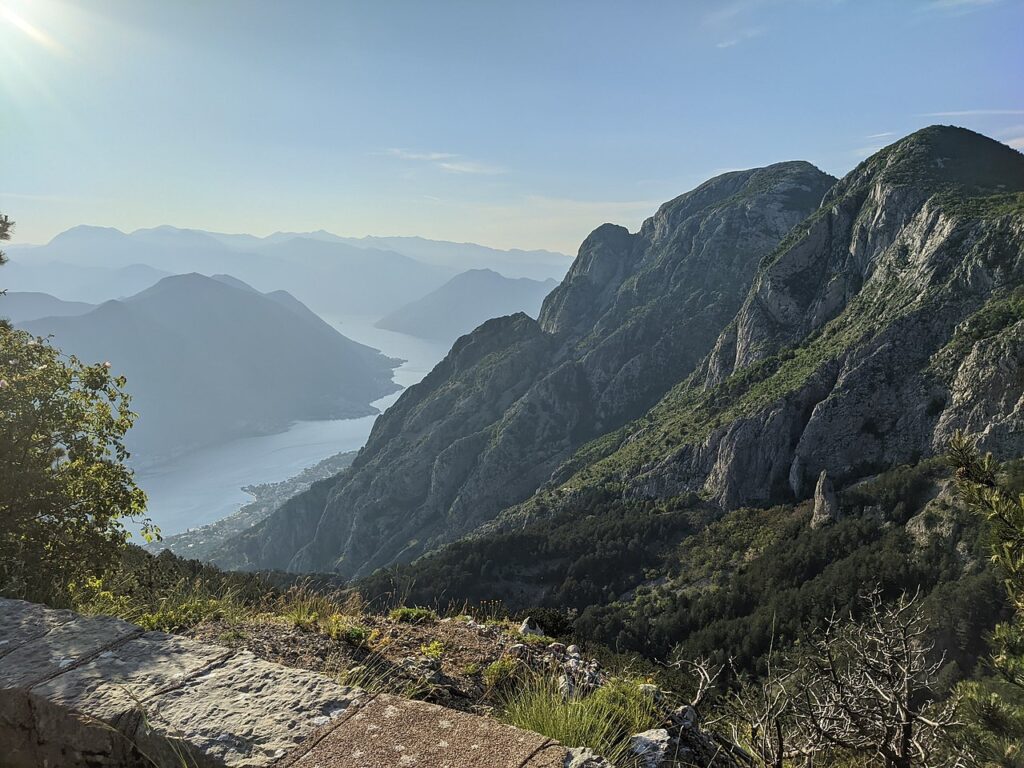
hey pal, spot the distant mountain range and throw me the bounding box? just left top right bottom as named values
left=1, top=261, right=170, bottom=304
left=375, top=269, right=558, bottom=342
left=0, top=292, right=94, bottom=324
left=3, top=228, right=571, bottom=317
left=15, top=274, right=400, bottom=463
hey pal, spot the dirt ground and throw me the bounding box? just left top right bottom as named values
left=186, top=612, right=538, bottom=714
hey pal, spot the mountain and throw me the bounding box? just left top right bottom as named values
left=4, top=227, right=569, bottom=315
left=342, top=124, right=1024, bottom=640
left=375, top=269, right=558, bottom=341
left=3, top=228, right=447, bottom=316
left=21, top=274, right=400, bottom=463
left=212, top=158, right=837, bottom=574
left=0, top=292, right=94, bottom=324
left=334, top=236, right=571, bottom=281
left=0, top=261, right=170, bottom=303
left=213, top=128, right=1024, bottom=638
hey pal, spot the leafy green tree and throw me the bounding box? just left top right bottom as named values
left=947, top=433, right=1024, bottom=767
left=0, top=213, right=152, bottom=602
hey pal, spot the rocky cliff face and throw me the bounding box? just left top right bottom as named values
left=347, top=126, right=1024, bottom=613
left=217, top=128, right=1022, bottom=601
left=607, top=126, right=1024, bottom=510
left=214, top=163, right=834, bottom=576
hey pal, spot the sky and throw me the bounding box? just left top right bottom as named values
left=1, top=0, right=1022, bottom=254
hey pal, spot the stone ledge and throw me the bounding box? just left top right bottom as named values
left=0, top=598, right=572, bottom=767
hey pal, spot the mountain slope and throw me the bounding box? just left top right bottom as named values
left=213, top=161, right=835, bottom=575
left=0, top=292, right=94, bottom=323
left=21, top=274, right=400, bottom=462
left=350, top=126, right=1024, bottom=618
left=375, top=269, right=558, bottom=341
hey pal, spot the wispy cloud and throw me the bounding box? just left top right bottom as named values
left=923, top=0, right=1002, bottom=12
left=386, top=149, right=458, bottom=162
left=435, top=160, right=505, bottom=175
left=920, top=109, right=1024, bottom=117
left=716, top=27, right=764, bottom=48
left=1006, top=136, right=1024, bottom=149
left=866, top=131, right=894, bottom=139
left=384, top=148, right=504, bottom=175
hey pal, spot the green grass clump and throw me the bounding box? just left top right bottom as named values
left=278, top=585, right=345, bottom=631
left=484, top=657, right=521, bottom=689
left=72, top=575, right=252, bottom=633
left=498, top=676, right=663, bottom=765
left=326, top=613, right=371, bottom=646
left=520, top=632, right=558, bottom=647
left=389, top=606, right=437, bottom=624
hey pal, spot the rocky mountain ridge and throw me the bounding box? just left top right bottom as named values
left=214, top=161, right=836, bottom=576
left=215, top=128, right=1023, bottom=619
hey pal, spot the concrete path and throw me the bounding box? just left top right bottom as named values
left=0, top=598, right=571, bottom=767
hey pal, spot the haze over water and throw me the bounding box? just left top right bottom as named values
left=133, top=316, right=450, bottom=537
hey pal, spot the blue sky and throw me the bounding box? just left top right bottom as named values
left=1, top=0, right=1022, bottom=253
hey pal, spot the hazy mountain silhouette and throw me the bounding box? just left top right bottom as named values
left=1, top=259, right=170, bottom=303
left=376, top=269, right=557, bottom=342
left=4, top=226, right=570, bottom=315
left=21, top=273, right=400, bottom=463
left=0, top=292, right=94, bottom=324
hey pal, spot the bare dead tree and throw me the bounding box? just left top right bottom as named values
left=791, top=590, right=962, bottom=768
left=728, top=649, right=817, bottom=768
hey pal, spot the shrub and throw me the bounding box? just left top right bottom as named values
left=389, top=606, right=437, bottom=624
left=0, top=321, right=152, bottom=604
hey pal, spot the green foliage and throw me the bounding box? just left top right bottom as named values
left=72, top=569, right=252, bottom=633
left=0, top=212, right=11, bottom=269
left=388, top=606, right=437, bottom=624
left=498, top=675, right=663, bottom=766
left=519, top=632, right=558, bottom=648
left=483, top=657, right=521, bottom=689
left=953, top=677, right=1024, bottom=767
left=0, top=322, right=153, bottom=603
left=944, top=286, right=1024, bottom=357
left=420, top=640, right=445, bottom=660
left=326, top=614, right=371, bottom=646
left=946, top=436, right=1024, bottom=764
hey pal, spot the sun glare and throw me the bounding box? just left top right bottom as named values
left=0, top=3, right=66, bottom=55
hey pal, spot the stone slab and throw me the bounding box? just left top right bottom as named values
left=289, top=693, right=557, bottom=768
left=0, top=597, right=76, bottom=658
left=138, top=650, right=364, bottom=767
left=0, top=612, right=140, bottom=689
left=32, top=631, right=231, bottom=719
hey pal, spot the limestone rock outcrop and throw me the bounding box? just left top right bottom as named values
left=811, top=470, right=840, bottom=528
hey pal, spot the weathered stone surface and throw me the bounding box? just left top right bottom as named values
left=138, top=650, right=363, bottom=767
left=0, top=597, right=76, bottom=657
left=563, top=747, right=614, bottom=767
left=0, top=610, right=140, bottom=689
left=630, top=728, right=671, bottom=767
left=32, top=631, right=231, bottom=718
left=290, top=693, right=558, bottom=767
left=810, top=470, right=840, bottom=529
left=2, top=600, right=581, bottom=767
